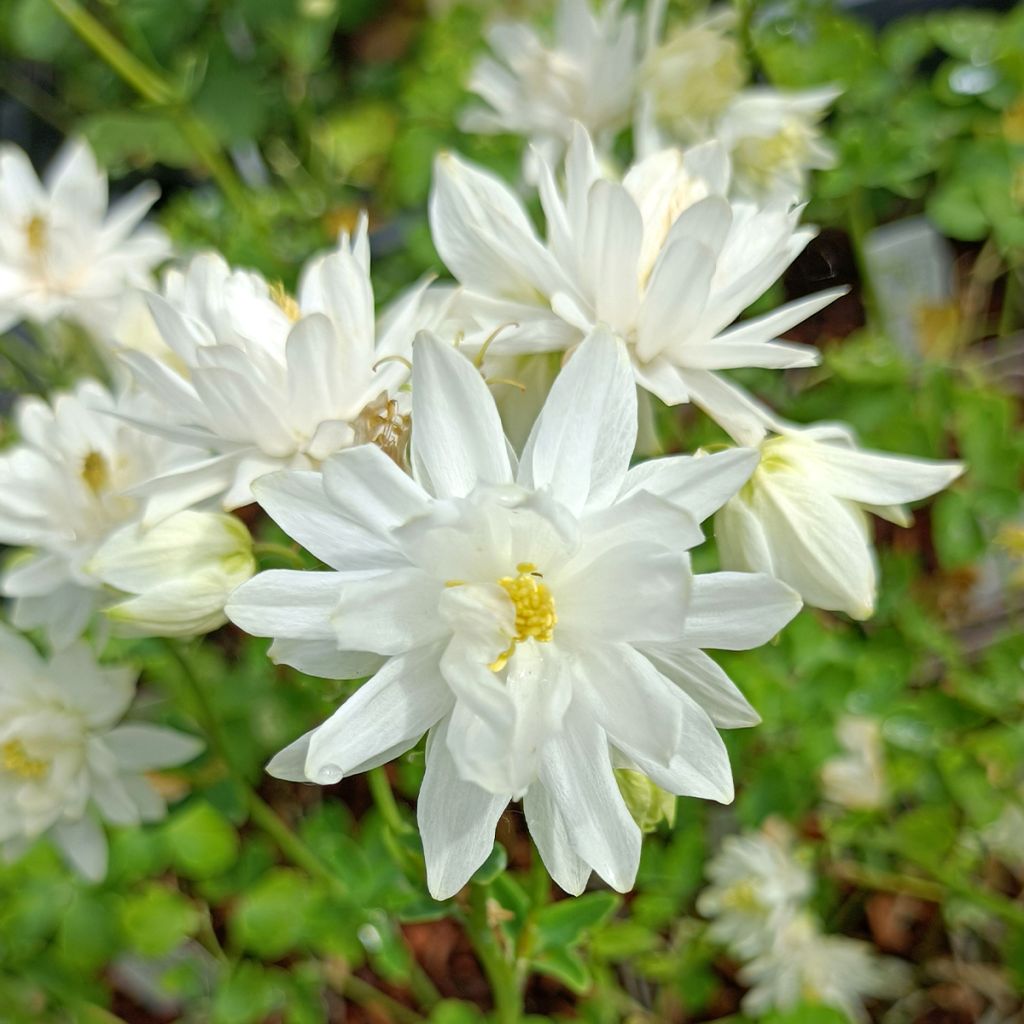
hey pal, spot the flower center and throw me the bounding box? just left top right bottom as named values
left=25, top=215, right=47, bottom=256
left=270, top=281, right=301, bottom=322
left=490, top=562, right=557, bottom=672
left=1, top=739, right=48, bottom=780
left=81, top=450, right=109, bottom=494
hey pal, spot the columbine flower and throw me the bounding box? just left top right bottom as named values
left=0, top=381, right=188, bottom=647
left=716, top=87, right=839, bottom=202
left=638, top=9, right=745, bottom=141
left=460, top=0, right=638, bottom=177
left=821, top=715, right=887, bottom=810
left=715, top=421, right=963, bottom=619
left=430, top=124, right=843, bottom=439
left=0, top=138, right=170, bottom=335
left=88, top=510, right=256, bottom=637
left=227, top=329, right=800, bottom=898
left=697, top=819, right=813, bottom=959
left=0, top=625, right=202, bottom=881
left=739, top=913, right=911, bottom=1021
left=122, top=214, right=443, bottom=521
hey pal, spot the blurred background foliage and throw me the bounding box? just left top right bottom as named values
left=0, top=0, right=1022, bottom=1022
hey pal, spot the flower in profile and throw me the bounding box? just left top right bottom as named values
left=697, top=819, right=813, bottom=959
left=716, top=86, right=839, bottom=201
left=88, top=510, right=256, bottom=637
left=821, top=715, right=887, bottom=810
left=227, top=329, right=800, bottom=898
left=0, top=625, right=202, bottom=881
left=0, top=381, right=188, bottom=647
left=461, top=0, right=638, bottom=177
left=739, top=913, right=911, bottom=1021
left=715, top=421, right=963, bottom=619
left=0, top=138, right=170, bottom=335
left=430, top=124, right=843, bottom=438
left=122, top=214, right=443, bottom=520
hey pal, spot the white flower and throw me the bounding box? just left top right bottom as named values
left=639, top=9, right=745, bottom=139
left=461, top=0, right=638, bottom=177
left=716, top=87, right=839, bottom=202
left=697, top=819, right=813, bottom=959
left=430, top=124, right=843, bottom=438
left=0, top=381, right=188, bottom=647
left=715, top=421, right=963, bottom=619
left=88, top=510, right=256, bottom=637
left=740, top=912, right=911, bottom=1022
left=122, top=214, right=442, bottom=520
left=0, top=139, right=169, bottom=335
left=0, top=625, right=202, bottom=881
left=821, top=716, right=887, bottom=810
left=227, top=329, right=801, bottom=898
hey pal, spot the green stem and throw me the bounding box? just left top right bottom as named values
left=846, top=186, right=882, bottom=332
left=340, top=975, right=425, bottom=1024
left=997, top=264, right=1020, bottom=337
left=44, top=0, right=252, bottom=217
left=252, top=541, right=306, bottom=570
left=368, top=767, right=413, bottom=835
left=466, top=885, right=523, bottom=1024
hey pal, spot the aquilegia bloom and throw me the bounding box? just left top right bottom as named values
left=228, top=329, right=800, bottom=898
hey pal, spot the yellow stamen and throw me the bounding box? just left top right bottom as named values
left=81, top=450, right=109, bottom=494
left=269, top=281, right=301, bottom=322
left=2, top=740, right=48, bottom=780
left=25, top=215, right=47, bottom=255
left=489, top=562, right=557, bottom=672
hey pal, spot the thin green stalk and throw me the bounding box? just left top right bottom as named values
left=44, top=0, right=252, bottom=217
left=997, top=265, right=1020, bottom=337
left=338, top=974, right=425, bottom=1024
left=466, top=885, right=524, bottom=1024
left=846, top=186, right=882, bottom=331
left=368, top=767, right=413, bottom=835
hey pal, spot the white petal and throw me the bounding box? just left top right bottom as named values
left=226, top=570, right=342, bottom=639
left=519, top=326, right=636, bottom=513
left=523, top=780, right=591, bottom=895
left=411, top=333, right=512, bottom=498
left=103, top=724, right=204, bottom=771
left=584, top=181, right=642, bottom=332
left=305, top=644, right=452, bottom=784
left=52, top=816, right=108, bottom=883
left=266, top=731, right=314, bottom=781
left=678, top=369, right=771, bottom=446
left=419, top=718, right=509, bottom=900
left=681, top=572, right=802, bottom=649
left=268, top=638, right=384, bottom=680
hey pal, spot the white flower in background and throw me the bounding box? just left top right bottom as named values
left=0, top=625, right=202, bottom=881
left=227, top=330, right=801, bottom=898
left=697, top=819, right=813, bottom=959
left=430, top=125, right=843, bottom=439
left=715, top=420, right=963, bottom=619
left=821, top=715, right=887, bottom=810
left=122, top=214, right=442, bottom=521
left=639, top=9, right=744, bottom=142
left=980, top=802, right=1024, bottom=874
left=461, top=0, right=638, bottom=177
left=740, top=912, right=911, bottom=1021
left=0, top=139, right=170, bottom=335
left=0, top=381, right=188, bottom=647
left=88, top=510, right=256, bottom=637
left=716, top=87, right=840, bottom=202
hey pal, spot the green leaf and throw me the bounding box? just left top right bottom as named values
left=470, top=843, right=507, bottom=886
left=118, top=883, right=201, bottom=958
left=533, top=891, right=620, bottom=954
left=229, top=869, right=318, bottom=960
left=531, top=946, right=591, bottom=993
left=164, top=801, right=240, bottom=880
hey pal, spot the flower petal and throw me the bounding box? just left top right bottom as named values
left=681, top=572, right=802, bottom=649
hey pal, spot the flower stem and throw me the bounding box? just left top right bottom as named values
left=368, top=766, right=413, bottom=835
left=466, top=884, right=524, bottom=1024
left=252, top=541, right=307, bottom=570
left=44, top=0, right=253, bottom=217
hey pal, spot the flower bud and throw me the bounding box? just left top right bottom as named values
left=615, top=768, right=677, bottom=834
left=89, top=511, right=256, bottom=637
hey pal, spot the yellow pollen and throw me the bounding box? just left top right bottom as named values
left=25, top=215, right=47, bottom=254
left=81, top=450, right=109, bottom=493
left=269, top=281, right=301, bottom=322
left=1, top=740, right=48, bottom=780
left=489, top=562, right=557, bottom=672
left=720, top=880, right=762, bottom=912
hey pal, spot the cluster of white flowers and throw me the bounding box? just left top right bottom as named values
left=462, top=0, right=838, bottom=200
left=0, top=3, right=961, bottom=896
left=699, top=820, right=910, bottom=1020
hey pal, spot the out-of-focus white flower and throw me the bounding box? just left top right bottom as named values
left=821, top=715, right=887, bottom=810
left=122, top=214, right=443, bottom=521
left=0, top=381, right=188, bottom=647
left=227, top=330, right=800, bottom=899
left=980, top=802, right=1024, bottom=874
left=697, top=819, right=813, bottom=959
left=430, top=125, right=843, bottom=439
left=88, top=510, right=255, bottom=637
left=716, top=87, right=839, bottom=202
left=0, top=139, right=170, bottom=335
left=639, top=9, right=744, bottom=140
left=461, top=0, right=638, bottom=176
left=740, top=912, right=912, bottom=1021
left=0, top=625, right=202, bottom=881
left=715, top=421, right=963, bottom=619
